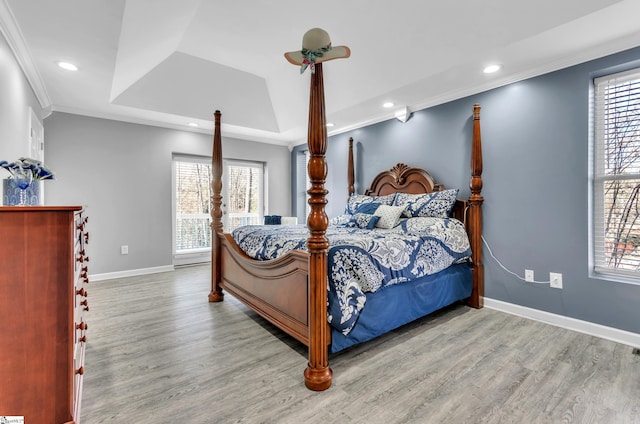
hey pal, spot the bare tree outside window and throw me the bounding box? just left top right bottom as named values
left=226, top=164, right=262, bottom=231
left=173, top=158, right=264, bottom=255
left=175, top=160, right=212, bottom=251
left=595, top=70, right=640, bottom=276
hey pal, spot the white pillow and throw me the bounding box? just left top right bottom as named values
left=374, top=205, right=405, bottom=229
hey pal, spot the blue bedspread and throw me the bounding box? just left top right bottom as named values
left=232, top=217, right=471, bottom=335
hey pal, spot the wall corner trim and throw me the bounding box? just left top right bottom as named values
left=0, top=0, right=51, bottom=109
left=485, top=297, right=640, bottom=349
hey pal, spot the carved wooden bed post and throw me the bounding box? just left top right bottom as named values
left=304, top=63, right=332, bottom=391
left=283, top=26, right=349, bottom=391
left=209, top=110, right=224, bottom=303
left=468, top=104, right=484, bottom=308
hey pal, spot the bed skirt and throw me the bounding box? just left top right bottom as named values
left=330, top=263, right=473, bottom=353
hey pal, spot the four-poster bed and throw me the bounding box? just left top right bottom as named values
left=208, top=102, right=484, bottom=391
left=208, top=29, right=484, bottom=391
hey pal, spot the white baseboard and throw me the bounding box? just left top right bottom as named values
left=485, top=297, right=640, bottom=349
left=90, top=265, right=175, bottom=282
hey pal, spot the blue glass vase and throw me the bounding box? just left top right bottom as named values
left=12, top=169, right=32, bottom=205
left=3, top=178, right=42, bottom=206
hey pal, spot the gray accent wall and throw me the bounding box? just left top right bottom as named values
left=44, top=112, right=291, bottom=275
left=292, top=45, right=640, bottom=336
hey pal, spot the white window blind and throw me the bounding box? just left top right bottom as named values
left=594, top=68, right=640, bottom=279
left=174, top=156, right=212, bottom=252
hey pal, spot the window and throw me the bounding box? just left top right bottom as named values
left=593, top=68, right=640, bottom=280
left=173, top=155, right=212, bottom=264
left=304, top=150, right=310, bottom=219
left=295, top=150, right=310, bottom=222
left=223, top=160, right=264, bottom=232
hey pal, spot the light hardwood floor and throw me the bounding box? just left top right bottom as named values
left=81, top=264, right=640, bottom=424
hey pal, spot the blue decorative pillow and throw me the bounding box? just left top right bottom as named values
left=346, top=213, right=380, bottom=229
left=394, top=189, right=459, bottom=218
left=345, top=194, right=395, bottom=215
left=264, top=215, right=282, bottom=225
left=354, top=202, right=381, bottom=215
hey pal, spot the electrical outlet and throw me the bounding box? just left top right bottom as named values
left=525, top=269, right=534, bottom=282
left=550, top=272, right=563, bottom=289
left=121, top=245, right=129, bottom=255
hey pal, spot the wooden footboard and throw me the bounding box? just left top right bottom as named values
left=218, top=234, right=313, bottom=345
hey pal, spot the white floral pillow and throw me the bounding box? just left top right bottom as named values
left=374, top=205, right=406, bottom=229
left=394, top=189, right=459, bottom=218
left=329, top=214, right=351, bottom=226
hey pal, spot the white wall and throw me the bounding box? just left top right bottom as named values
left=44, top=112, right=291, bottom=275
left=0, top=31, right=43, bottom=163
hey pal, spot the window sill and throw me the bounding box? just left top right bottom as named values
left=591, top=268, right=640, bottom=286
left=174, top=249, right=211, bottom=266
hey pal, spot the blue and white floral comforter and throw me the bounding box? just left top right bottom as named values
left=232, top=217, right=471, bottom=335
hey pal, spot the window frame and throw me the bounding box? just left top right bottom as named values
left=172, top=154, right=214, bottom=266
left=295, top=150, right=310, bottom=223
left=592, top=67, right=640, bottom=284
left=222, top=158, right=266, bottom=232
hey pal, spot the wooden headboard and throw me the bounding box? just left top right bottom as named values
left=351, top=156, right=467, bottom=224
left=365, top=162, right=442, bottom=196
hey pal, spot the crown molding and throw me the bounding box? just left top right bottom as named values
left=50, top=104, right=294, bottom=147
left=0, top=0, right=51, bottom=109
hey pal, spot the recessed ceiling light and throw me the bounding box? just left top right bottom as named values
left=383, top=102, right=394, bottom=108
left=57, top=61, right=78, bottom=71
left=483, top=64, right=502, bottom=74
left=326, top=123, right=335, bottom=128
left=188, top=122, right=199, bottom=127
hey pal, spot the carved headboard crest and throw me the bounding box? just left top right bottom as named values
left=365, top=162, right=443, bottom=196
left=390, top=163, right=410, bottom=185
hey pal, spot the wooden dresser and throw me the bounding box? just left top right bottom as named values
left=0, top=206, right=89, bottom=424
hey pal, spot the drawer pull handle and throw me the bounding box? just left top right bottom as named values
left=76, top=366, right=84, bottom=375
left=81, top=267, right=89, bottom=283
left=76, top=321, right=87, bottom=331
left=78, top=335, right=87, bottom=343
left=76, top=217, right=89, bottom=229
left=76, top=288, right=87, bottom=297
